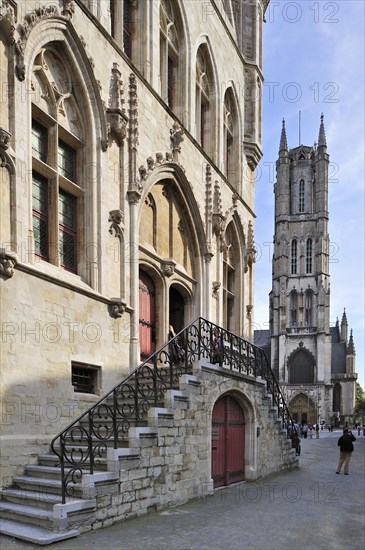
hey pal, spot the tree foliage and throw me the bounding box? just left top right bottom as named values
left=355, top=382, right=365, bottom=424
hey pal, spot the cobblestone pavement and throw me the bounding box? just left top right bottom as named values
left=1, top=430, right=364, bottom=550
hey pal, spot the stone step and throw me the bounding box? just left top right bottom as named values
left=12, top=476, right=76, bottom=496
left=78, top=417, right=149, bottom=428
left=38, top=454, right=108, bottom=471
left=0, top=518, right=78, bottom=546
left=38, top=453, right=60, bottom=467
left=0, top=501, right=53, bottom=529
left=0, top=488, right=63, bottom=510
left=25, top=464, right=90, bottom=481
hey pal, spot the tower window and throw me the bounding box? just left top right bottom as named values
left=291, top=240, right=297, bottom=275
left=299, top=180, right=305, bottom=213
left=305, top=291, right=313, bottom=326
left=306, top=238, right=312, bottom=273
left=290, top=290, right=298, bottom=325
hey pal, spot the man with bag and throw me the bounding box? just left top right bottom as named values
left=336, top=428, right=356, bottom=475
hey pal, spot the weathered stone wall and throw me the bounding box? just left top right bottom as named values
left=62, top=365, right=296, bottom=534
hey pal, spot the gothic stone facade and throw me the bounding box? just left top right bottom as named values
left=255, top=119, right=357, bottom=427
left=0, top=0, right=270, bottom=487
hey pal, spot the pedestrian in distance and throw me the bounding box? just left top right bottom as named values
left=336, top=428, right=356, bottom=475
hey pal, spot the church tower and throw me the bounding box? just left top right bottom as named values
left=270, top=116, right=334, bottom=424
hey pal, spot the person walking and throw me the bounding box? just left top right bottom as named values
left=336, top=428, right=356, bottom=475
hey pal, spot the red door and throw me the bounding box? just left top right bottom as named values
left=212, top=395, right=245, bottom=488
left=139, top=271, right=156, bottom=359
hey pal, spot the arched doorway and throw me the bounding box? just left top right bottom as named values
left=169, top=286, right=185, bottom=334
left=289, top=393, right=316, bottom=425
left=211, top=395, right=245, bottom=488
left=139, top=270, right=156, bottom=359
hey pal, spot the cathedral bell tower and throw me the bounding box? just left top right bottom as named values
left=270, top=115, right=332, bottom=425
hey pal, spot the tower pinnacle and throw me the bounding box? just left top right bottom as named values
left=318, top=113, right=327, bottom=148
left=348, top=329, right=356, bottom=355
left=279, top=118, right=288, bottom=153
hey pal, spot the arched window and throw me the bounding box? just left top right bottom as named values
left=304, top=290, right=313, bottom=326
left=299, top=179, right=305, bottom=213
left=291, top=239, right=297, bottom=275
left=160, top=0, right=181, bottom=111
left=31, top=47, right=85, bottom=273
left=289, top=349, right=315, bottom=384
left=196, top=45, right=215, bottom=156
left=223, top=223, right=239, bottom=332
left=223, top=89, right=239, bottom=186
left=290, top=290, right=298, bottom=326
left=306, top=238, right=312, bottom=274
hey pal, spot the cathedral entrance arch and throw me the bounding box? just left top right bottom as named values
left=139, top=270, right=156, bottom=359
left=289, top=393, right=316, bottom=425
left=211, top=395, right=245, bottom=488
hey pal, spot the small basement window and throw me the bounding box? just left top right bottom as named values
left=71, top=363, right=100, bottom=395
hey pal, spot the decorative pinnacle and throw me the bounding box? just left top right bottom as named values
left=348, top=329, right=356, bottom=354
left=279, top=118, right=288, bottom=152
left=318, top=113, right=327, bottom=148
left=341, top=308, right=348, bottom=326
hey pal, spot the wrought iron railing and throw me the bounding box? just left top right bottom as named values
left=51, top=317, right=293, bottom=502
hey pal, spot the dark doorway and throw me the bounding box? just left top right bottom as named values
left=139, top=270, right=156, bottom=359
left=169, top=286, right=185, bottom=334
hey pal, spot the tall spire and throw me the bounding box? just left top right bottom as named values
left=279, top=118, right=288, bottom=153
left=318, top=113, right=327, bottom=148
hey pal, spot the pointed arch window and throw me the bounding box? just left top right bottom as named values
left=299, top=179, right=305, bottom=213
left=31, top=47, right=85, bottom=274
left=223, top=223, right=239, bottom=332
left=306, top=238, right=313, bottom=274
left=160, top=0, right=180, bottom=111
left=289, top=349, right=314, bottom=384
left=223, top=89, right=239, bottom=186
left=290, top=290, right=298, bottom=326
left=291, top=239, right=297, bottom=275
left=196, top=45, right=215, bottom=155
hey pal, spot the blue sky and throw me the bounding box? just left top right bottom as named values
left=254, top=0, right=365, bottom=388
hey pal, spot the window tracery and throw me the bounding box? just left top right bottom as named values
left=31, top=47, right=84, bottom=273
left=196, top=45, right=215, bottom=156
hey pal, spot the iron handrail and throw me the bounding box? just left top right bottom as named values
left=51, top=317, right=293, bottom=502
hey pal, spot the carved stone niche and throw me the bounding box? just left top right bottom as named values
left=109, top=298, right=127, bottom=318
left=161, top=259, right=176, bottom=278
left=0, top=249, right=17, bottom=278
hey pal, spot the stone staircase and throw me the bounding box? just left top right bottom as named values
left=0, top=370, right=196, bottom=545
left=0, top=319, right=297, bottom=546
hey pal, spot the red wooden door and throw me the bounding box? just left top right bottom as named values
left=139, top=271, right=156, bottom=359
left=212, top=395, right=245, bottom=488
